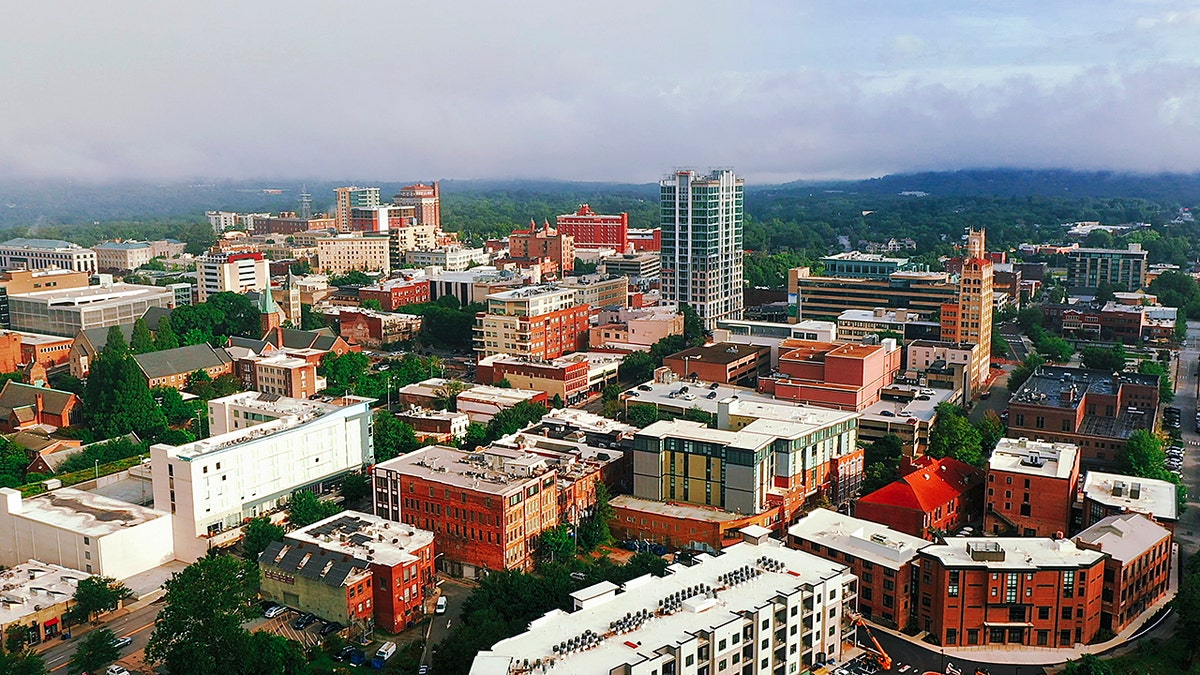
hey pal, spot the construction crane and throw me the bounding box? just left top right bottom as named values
left=848, top=614, right=892, bottom=671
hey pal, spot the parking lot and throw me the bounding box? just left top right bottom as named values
left=253, top=607, right=347, bottom=648
left=831, top=653, right=885, bottom=675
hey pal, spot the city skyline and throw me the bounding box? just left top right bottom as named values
left=1, top=3, right=1198, bottom=183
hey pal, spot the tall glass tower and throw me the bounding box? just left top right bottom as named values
left=660, top=169, right=744, bottom=330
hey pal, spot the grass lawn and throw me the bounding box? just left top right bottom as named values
left=1101, top=638, right=1200, bottom=674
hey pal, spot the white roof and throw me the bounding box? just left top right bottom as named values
left=287, top=510, right=434, bottom=568
left=474, top=538, right=850, bottom=675
left=6, top=487, right=168, bottom=537
left=788, top=508, right=930, bottom=569
left=1073, top=513, right=1171, bottom=564
left=0, top=561, right=89, bottom=626
left=1082, top=471, right=1178, bottom=521
left=988, top=437, right=1078, bottom=480
left=921, top=537, right=1105, bottom=570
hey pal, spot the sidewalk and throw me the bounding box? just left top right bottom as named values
left=32, top=590, right=166, bottom=657
left=868, top=548, right=1179, bottom=667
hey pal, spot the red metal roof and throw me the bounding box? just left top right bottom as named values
left=858, top=456, right=981, bottom=513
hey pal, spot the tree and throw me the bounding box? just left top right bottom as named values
left=204, top=292, right=260, bottom=338
left=434, top=380, right=468, bottom=411
left=1006, top=353, right=1046, bottom=392
left=862, top=434, right=904, bottom=494
left=289, top=490, right=342, bottom=527
left=978, top=412, right=1005, bottom=455
left=5, top=624, right=34, bottom=654
left=1080, top=344, right=1127, bottom=371
left=64, top=576, right=134, bottom=624
left=1118, top=430, right=1168, bottom=480
left=374, top=411, right=420, bottom=462
left=1176, top=559, right=1200, bottom=663
left=1139, top=360, right=1175, bottom=403
left=551, top=393, right=565, bottom=409
left=927, top=407, right=984, bottom=467
left=300, top=304, right=328, bottom=330
left=680, top=304, right=705, bottom=346
left=486, top=401, right=547, bottom=439
left=618, top=351, right=657, bottom=383
left=626, top=404, right=660, bottom=428
left=535, top=525, right=576, bottom=567
left=146, top=555, right=263, bottom=675
left=493, top=378, right=512, bottom=389
left=360, top=298, right=383, bottom=311
left=241, top=517, right=285, bottom=562
left=68, top=628, right=120, bottom=675
left=129, top=318, right=155, bottom=354
left=0, top=650, right=46, bottom=675
left=1060, top=654, right=1114, bottom=675
left=156, top=387, right=197, bottom=425
left=682, top=407, right=715, bottom=427
left=319, top=350, right=370, bottom=396
left=184, top=369, right=216, bottom=400
left=577, top=480, right=614, bottom=550
left=155, top=315, right=179, bottom=350
left=340, top=472, right=370, bottom=504
left=461, top=422, right=489, bottom=451
left=328, top=271, right=374, bottom=287
left=0, top=439, right=29, bottom=489
left=83, top=326, right=167, bottom=439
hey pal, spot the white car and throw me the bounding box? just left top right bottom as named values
left=106, top=666, right=131, bottom=675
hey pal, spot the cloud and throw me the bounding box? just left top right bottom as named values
left=0, top=2, right=1196, bottom=183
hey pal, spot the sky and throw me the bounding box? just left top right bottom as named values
left=1, top=1, right=1199, bottom=184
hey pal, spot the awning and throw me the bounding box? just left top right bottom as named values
left=43, top=618, right=59, bottom=627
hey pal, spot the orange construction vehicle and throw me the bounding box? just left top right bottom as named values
left=849, top=614, right=892, bottom=670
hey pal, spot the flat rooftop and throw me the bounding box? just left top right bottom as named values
left=7, top=487, right=167, bottom=536
left=486, top=284, right=575, bottom=301
left=838, top=309, right=935, bottom=323
left=0, top=561, right=89, bottom=626
left=16, top=331, right=74, bottom=345
left=374, top=445, right=548, bottom=495
left=1011, top=366, right=1160, bottom=408
left=609, top=495, right=745, bottom=524
left=722, top=398, right=859, bottom=431
left=858, top=385, right=955, bottom=424
left=165, top=393, right=359, bottom=460
left=475, top=537, right=849, bottom=675
left=921, top=536, right=1106, bottom=570
left=1074, top=513, right=1171, bottom=564
left=0, top=238, right=85, bottom=251
left=636, top=419, right=775, bottom=451
left=622, top=380, right=779, bottom=414
left=288, top=511, right=434, bottom=568
left=667, top=342, right=767, bottom=365
left=988, top=438, right=1079, bottom=480
left=9, top=283, right=170, bottom=304
left=459, top=385, right=545, bottom=406
left=540, top=407, right=637, bottom=437
left=1082, top=471, right=1178, bottom=521
left=788, top=508, right=930, bottom=569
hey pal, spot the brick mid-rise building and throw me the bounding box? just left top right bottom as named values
left=985, top=438, right=1080, bottom=537
left=662, top=342, right=771, bottom=387
left=1080, top=471, right=1178, bottom=532
left=789, top=508, right=929, bottom=630
left=474, top=285, right=590, bottom=362
left=759, top=339, right=902, bottom=411
left=916, top=537, right=1106, bottom=648
left=1074, top=512, right=1172, bottom=633
left=854, top=456, right=983, bottom=540
left=373, top=445, right=559, bottom=578
left=358, top=278, right=431, bottom=311
left=555, top=204, right=628, bottom=252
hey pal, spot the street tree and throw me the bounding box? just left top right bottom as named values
left=68, top=628, right=120, bottom=675
left=241, top=517, right=285, bottom=562
left=289, top=490, right=342, bottom=527
left=0, top=650, right=46, bottom=675
left=64, top=576, right=134, bottom=624
left=373, top=412, right=419, bottom=462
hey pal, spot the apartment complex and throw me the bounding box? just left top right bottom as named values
left=229, top=352, right=323, bottom=399
left=196, top=251, right=270, bottom=301
left=10, top=283, right=174, bottom=337
left=0, top=238, right=97, bottom=273
left=1066, top=243, right=1148, bottom=291
left=560, top=273, right=628, bottom=311
left=760, top=339, right=902, bottom=411
left=150, top=392, right=374, bottom=561
left=334, top=186, right=381, bottom=232
left=317, top=234, right=390, bottom=274
left=251, top=212, right=335, bottom=235
left=556, top=204, right=628, bottom=251
left=1073, top=513, right=1172, bottom=633
left=476, top=353, right=590, bottom=404
left=373, top=445, right=559, bottom=577
left=788, top=508, right=929, bottom=629
left=1006, top=366, right=1159, bottom=469
left=404, top=246, right=490, bottom=272
left=473, top=285, right=590, bottom=362
left=985, top=438, right=1081, bottom=537
left=916, top=537, right=1106, bottom=648
left=358, top=277, right=431, bottom=311
left=660, top=170, right=744, bottom=330
left=471, top=530, right=858, bottom=675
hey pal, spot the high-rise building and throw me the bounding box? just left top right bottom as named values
left=195, top=251, right=270, bottom=302
left=660, top=170, right=744, bottom=330
left=393, top=183, right=441, bottom=228
left=940, top=229, right=993, bottom=391
left=334, top=186, right=381, bottom=232
left=1066, top=243, right=1147, bottom=291
left=508, top=222, right=575, bottom=277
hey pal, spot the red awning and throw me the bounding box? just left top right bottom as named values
left=43, top=618, right=59, bottom=627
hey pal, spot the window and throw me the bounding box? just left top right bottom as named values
left=1063, top=570, right=1075, bottom=598
left=946, top=629, right=957, bottom=645
left=1006, top=573, right=1018, bottom=603
left=967, top=629, right=979, bottom=645
left=948, top=570, right=959, bottom=598
left=1061, top=606, right=1072, bottom=620
left=1037, top=630, right=1049, bottom=645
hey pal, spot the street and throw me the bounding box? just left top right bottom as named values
left=1168, top=321, right=1200, bottom=558
left=40, top=599, right=161, bottom=673
left=421, top=577, right=473, bottom=667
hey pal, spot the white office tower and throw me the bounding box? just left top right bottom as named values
left=660, top=170, right=744, bottom=331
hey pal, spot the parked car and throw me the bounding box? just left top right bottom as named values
left=436, top=596, right=448, bottom=614
left=291, top=612, right=318, bottom=630
left=111, top=636, right=133, bottom=649
left=638, top=384, right=653, bottom=391
left=106, top=667, right=131, bottom=675
left=319, top=622, right=343, bottom=637
left=333, top=645, right=356, bottom=662
left=262, top=601, right=287, bottom=618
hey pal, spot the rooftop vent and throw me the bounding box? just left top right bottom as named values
left=966, top=541, right=1005, bottom=562
left=1020, top=451, right=1045, bottom=468
left=1112, top=481, right=1126, bottom=498
left=1130, top=483, right=1142, bottom=500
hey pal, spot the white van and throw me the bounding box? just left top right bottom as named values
left=375, top=641, right=397, bottom=661
left=435, top=596, right=448, bottom=614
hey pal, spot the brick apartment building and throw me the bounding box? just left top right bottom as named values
left=555, top=204, right=628, bottom=251
left=789, top=508, right=929, bottom=630
left=475, top=353, right=590, bottom=405
left=916, top=537, right=1106, bottom=648
left=229, top=352, right=322, bottom=399
left=373, top=445, right=560, bottom=578
left=1074, top=513, right=1172, bottom=633
left=473, top=286, right=590, bottom=362
left=337, top=308, right=422, bottom=348
left=985, top=438, right=1080, bottom=537
left=854, top=456, right=984, bottom=540
left=759, top=339, right=902, bottom=411
left=507, top=221, right=575, bottom=277
left=358, top=278, right=431, bottom=311
left=1006, top=366, right=1160, bottom=469
left=662, top=342, right=771, bottom=387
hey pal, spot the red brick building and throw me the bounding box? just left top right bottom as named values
left=0, top=331, right=25, bottom=372
left=394, top=183, right=441, bottom=228
left=788, top=508, right=929, bottom=630
left=19, top=333, right=74, bottom=369
left=475, top=353, right=591, bottom=404
left=609, top=494, right=784, bottom=553
left=373, top=445, right=560, bottom=578
left=759, top=339, right=902, bottom=411
left=1080, top=471, right=1179, bottom=533
left=854, top=456, right=984, bottom=540
left=358, top=278, right=431, bottom=311
left=1074, top=513, right=1172, bottom=633
left=230, top=352, right=322, bottom=399
left=1006, top=366, right=1159, bottom=470
left=555, top=204, right=629, bottom=252
left=508, top=222, right=575, bottom=276
left=474, top=286, right=591, bottom=363
left=985, top=438, right=1080, bottom=537
left=285, top=511, right=437, bottom=634
left=338, top=309, right=423, bottom=348
left=348, top=205, right=413, bottom=234
left=628, top=227, right=661, bottom=252
left=259, top=539, right=374, bottom=629
left=662, top=343, right=771, bottom=387
left=0, top=382, right=80, bottom=432
left=917, top=537, right=1106, bottom=648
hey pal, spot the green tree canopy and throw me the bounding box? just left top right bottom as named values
left=0, top=649, right=46, bottom=675
left=68, top=628, right=119, bottom=675
left=927, top=405, right=985, bottom=467
left=374, top=411, right=420, bottom=462
left=129, top=317, right=155, bottom=354
left=289, top=490, right=342, bottom=528
left=83, top=325, right=167, bottom=439
left=241, top=517, right=285, bottom=562
left=626, top=403, right=660, bottom=428
left=155, top=315, right=180, bottom=351
left=1080, top=344, right=1127, bottom=371
left=64, top=576, right=134, bottom=624
left=862, top=434, right=904, bottom=494
left=340, top=472, right=370, bottom=505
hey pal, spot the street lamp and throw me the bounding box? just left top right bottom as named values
left=94, top=459, right=99, bottom=480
